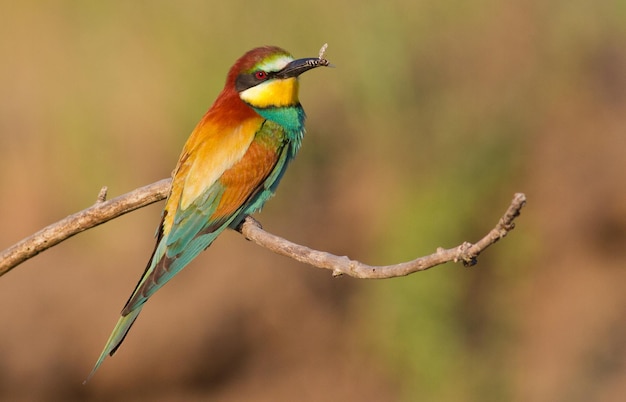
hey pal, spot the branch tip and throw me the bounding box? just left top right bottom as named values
left=96, top=186, right=108, bottom=203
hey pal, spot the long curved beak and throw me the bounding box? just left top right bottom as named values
left=276, top=57, right=331, bottom=79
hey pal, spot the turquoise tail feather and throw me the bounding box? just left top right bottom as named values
left=84, top=307, right=143, bottom=383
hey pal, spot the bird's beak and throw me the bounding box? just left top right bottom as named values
left=276, top=57, right=331, bottom=79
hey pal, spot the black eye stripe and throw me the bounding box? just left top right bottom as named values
left=235, top=70, right=277, bottom=93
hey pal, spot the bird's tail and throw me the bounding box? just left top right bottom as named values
left=84, top=307, right=143, bottom=383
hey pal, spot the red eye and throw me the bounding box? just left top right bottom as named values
left=254, top=71, right=267, bottom=80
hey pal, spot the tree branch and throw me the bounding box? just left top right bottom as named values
left=0, top=179, right=526, bottom=278
left=238, top=193, right=526, bottom=278
left=0, top=179, right=171, bottom=277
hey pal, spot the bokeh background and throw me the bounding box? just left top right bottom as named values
left=1, top=1, right=625, bottom=401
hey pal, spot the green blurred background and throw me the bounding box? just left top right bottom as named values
left=1, top=1, right=625, bottom=401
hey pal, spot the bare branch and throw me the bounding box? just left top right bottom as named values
left=237, top=193, right=526, bottom=278
left=0, top=179, right=171, bottom=277
left=0, top=177, right=526, bottom=279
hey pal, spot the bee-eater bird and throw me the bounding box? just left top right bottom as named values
left=86, top=46, right=329, bottom=380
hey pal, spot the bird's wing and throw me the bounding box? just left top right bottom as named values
left=121, top=116, right=289, bottom=314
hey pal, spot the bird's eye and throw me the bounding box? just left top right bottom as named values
left=254, top=71, right=267, bottom=80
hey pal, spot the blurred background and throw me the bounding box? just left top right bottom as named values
left=1, top=1, right=625, bottom=401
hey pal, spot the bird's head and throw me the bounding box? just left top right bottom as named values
left=226, top=46, right=329, bottom=109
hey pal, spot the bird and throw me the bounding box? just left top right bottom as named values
left=86, top=45, right=329, bottom=381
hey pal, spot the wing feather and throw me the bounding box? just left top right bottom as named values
left=121, top=117, right=290, bottom=314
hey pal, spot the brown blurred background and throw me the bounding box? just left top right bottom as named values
left=1, top=1, right=625, bottom=401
